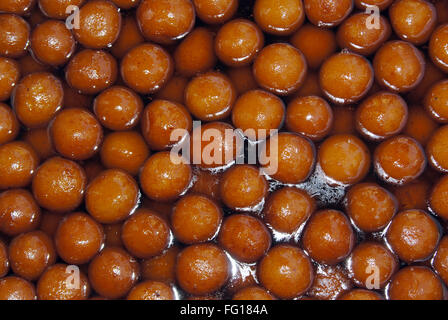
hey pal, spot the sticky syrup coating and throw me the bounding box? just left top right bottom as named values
left=140, top=151, right=192, bottom=202
left=55, top=212, right=104, bottom=265
left=430, top=175, right=448, bottom=220
left=254, top=0, right=305, bottom=36
left=386, top=209, right=440, bottom=263
left=302, top=209, right=355, bottom=265
left=8, top=231, right=56, bottom=281
left=403, top=104, right=438, bottom=147
left=0, top=239, right=8, bottom=278
left=172, top=194, right=222, bottom=244
left=303, top=0, right=353, bottom=27
left=122, top=208, right=171, bottom=259
left=110, top=0, right=139, bottom=9
left=13, top=72, right=63, bottom=129
left=253, top=43, right=307, bottom=96
left=38, top=0, right=85, bottom=19
left=141, top=246, right=180, bottom=284
left=263, top=187, right=315, bottom=234
left=345, top=183, right=397, bottom=232
left=226, top=66, right=258, bottom=95
left=258, top=244, right=314, bottom=299
left=218, top=214, right=271, bottom=263
left=0, top=14, right=30, bottom=58
left=23, top=128, right=55, bottom=160
left=141, top=99, right=192, bottom=151
left=0, top=276, right=36, bottom=300
left=429, top=24, right=448, bottom=73
left=427, top=125, right=448, bottom=172
left=433, top=236, right=448, bottom=285
left=32, top=157, right=86, bottom=213
left=100, top=131, right=150, bottom=176
left=0, top=102, right=19, bottom=146
left=231, top=89, right=285, bottom=141
left=0, top=58, right=20, bottom=102
left=155, top=75, right=189, bottom=104
left=388, top=266, right=444, bottom=300
left=424, top=80, right=448, bottom=123
left=176, top=243, right=230, bottom=296
left=110, top=15, right=144, bottom=60
left=307, top=265, right=352, bottom=300
left=127, top=280, right=174, bottom=300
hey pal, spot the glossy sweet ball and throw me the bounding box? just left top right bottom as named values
left=190, top=170, right=222, bottom=202
left=0, top=14, right=29, bottom=58
left=0, top=103, right=19, bottom=145
left=347, top=242, right=398, bottom=288
left=232, top=89, right=285, bottom=141
left=50, top=108, right=103, bottom=161
left=121, top=43, right=173, bottom=94
left=86, top=169, right=140, bottom=224
left=66, top=49, right=117, bottom=95
left=13, top=72, right=63, bottom=129
left=253, top=43, right=307, bottom=96
left=374, top=135, right=426, bottom=185
left=320, top=52, right=373, bottom=104
left=9, top=231, right=56, bottom=281
left=220, top=165, right=268, bottom=210
left=176, top=243, right=230, bottom=296
left=122, top=208, right=171, bottom=258
left=303, top=0, right=353, bottom=27
left=427, top=126, right=448, bottom=172
left=185, top=72, right=236, bottom=121
left=0, top=0, right=35, bottom=15
left=389, top=0, right=437, bottom=45
left=429, top=24, right=448, bottom=73
left=254, top=0, right=304, bottom=36
left=233, top=286, right=275, bottom=300
left=73, top=0, right=121, bottom=49
left=0, top=239, right=8, bottom=277
left=286, top=96, right=333, bottom=141
left=433, top=236, right=448, bottom=285
left=215, top=19, right=264, bottom=67
left=38, top=264, right=90, bottom=300
left=127, top=281, right=174, bottom=300
left=263, top=187, right=315, bottom=234
left=260, top=132, right=315, bottom=184
left=140, top=151, right=192, bottom=202
left=89, top=247, right=139, bottom=299
left=141, top=99, right=192, bottom=150
left=110, top=0, right=139, bottom=9
left=0, top=58, right=20, bottom=102
left=30, top=20, right=75, bottom=66
left=100, top=131, right=150, bottom=176
left=386, top=209, right=440, bottom=262
left=38, top=0, right=85, bottom=19
left=0, top=277, right=36, bottom=300
left=93, top=86, right=143, bottom=131
left=373, top=41, right=425, bottom=92
left=141, top=245, right=180, bottom=284
left=137, top=0, right=195, bottom=44
left=172, top=194, right=222, bottom=244
left=425, top=80, right=448, bottom=123
left=307, top=265, right=352, bottom=300
left=0, top=141, right=39, bottom=190
left=338, top=289, right=383, bottom=300
left=174, top=27, right=216, bottom=77
left=430, top=175, right=448, bottom=220
left=388, top=266, right=443, bottom=300
left=257, top=244, right=313, bottom=299
left=32, top=157, right=86, bottom=213
left=218, top=214, right=271, bottom=263
left=302, top=209, right=355, bottom=265
left=55, top=212, right=104, bottom=265
left=345, top=183, right=397, bottom=232
left=193, top=0, right=237, bottom=24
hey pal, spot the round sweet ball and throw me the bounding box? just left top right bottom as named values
left=0, top=189, right=41, bottom=236
left=176, top=243, right=230, bottom=296
left=218, top=214, right=271, bottom=263
left=388, top=266, right=444, bottom=300
left=171, top=194, right=223, bottom=244
left=302, top=209, right=355, bottom=265
left=254, top=0, right=305, bottom=36
left=49, top=108, right=103, bottom=161
left=0, top=14, right=30, bottom=58
left=0, top=58, right=20, bottom=102
left=386, top=209, right=440, bottom=263
left=140, top=151, right=192, bottom=202
left=303, top=0, right=353, bottom=27
left=127, top=281, right=174, bottom=300
left=429, top=24, right=448, bottom=73
left=0, top=141, right=39, bottom=190
left=319, top=52, right=373, bottom=105
left=37, top=264, right=90, bottom=300
left=0, top=239, right=8, bottom=277
left=253, top=43, right=307, bottom=96
left=257, top=244, right=314, bottom=299
left=141, top=99, right=192, bottom=151
left=374, top=135, right=426, bottom=185
left=426, top=125, right=448, bottom=173
left=38, top=0, right=86, bottom=19
left=220, top=164, right=268, bottom=210
left=0, top=277, right=36, bottom=300
left=263, top=187, right=315, bottom=234
left=0, top=0, right=35, bottom=15
left=233, top=286, right=276, bottom=300
left=0, top=103, right=19, bottom=146
left=430, top=175, right=448, bottom=220
left=137, top=0, right=195, bottom=45
left=345, top=182, right=397, bottom=232
left=433, top=236, right=448, bottom=285
left=86, top=169, right=140, bottom=224
left=424, top=80, right=448, bottom=123
left=338, top=289, right=383, bottom=300
left=121, top=43, right=173, bottom=95
left=193, top=0, right=237, bottom=24
left=66, top=49, right=117, bottom=95
left=73, top=0, right=121, bottom=49
left=13, top=72, right=63, bottom=129
left=88, top=247, right=140, bottom=299
left=32, top=157, right=86, bottom=213
left=121, top=208, right=171, bottom=259
left=30, top=19, right=75, bottom=66
left=8, top=231, right=56, bottom=281
left=55, top=212, right=105, bottom=265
